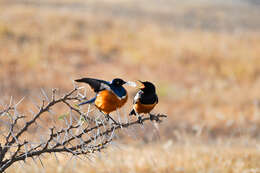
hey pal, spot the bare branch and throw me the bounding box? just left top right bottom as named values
left=0, top=87, right=167, bottom=172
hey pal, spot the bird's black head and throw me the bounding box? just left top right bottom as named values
left=139, top=81, right=156, bottom=93
left=111, top=78, right=126, bottom=86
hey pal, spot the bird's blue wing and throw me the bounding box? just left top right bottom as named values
left=109, top=85, right=127, bottom=99
left=75, top=77, right=126, bottom=99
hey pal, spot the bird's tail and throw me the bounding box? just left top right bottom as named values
left=78, top=96, right=96, bottom=106
left=129, top=109, right=136, bottom=116
left=75, top=78, right=90, bottom=83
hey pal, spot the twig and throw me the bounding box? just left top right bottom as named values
left=0, top=87, right=167, bottom=172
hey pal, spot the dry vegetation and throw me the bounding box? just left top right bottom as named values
left=1, top=0, right=260, bottom=172
left=7, top=143, right=260, bottom=173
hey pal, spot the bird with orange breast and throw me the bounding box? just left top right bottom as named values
left=129, top=81, right=158, bottom=123
left=75, top=77, right=136, bottom=124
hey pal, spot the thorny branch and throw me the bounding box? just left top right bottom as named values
left=0, top=87, right=167, bottom=172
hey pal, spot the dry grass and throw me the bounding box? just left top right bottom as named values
left=7, top=142, right=260, bottom=173
left=1, top=1, right=260, bottom=172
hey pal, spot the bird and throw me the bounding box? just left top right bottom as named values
left=129, top=81, right=158, bottom=123
left=75, top=77, right=136, bottom=124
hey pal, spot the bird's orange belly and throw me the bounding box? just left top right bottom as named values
left=134, top=102, right=156, bottom=114
left=95, top=90, right=128, bottom=114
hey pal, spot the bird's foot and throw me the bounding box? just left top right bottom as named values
left=149, top=114, right=161, bottom=122
left=106, top=114, right=120, bottom=125
left=138, top=116, right=143, bottom=124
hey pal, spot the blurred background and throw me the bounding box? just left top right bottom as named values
left=1, top=0, right=260, bottom=172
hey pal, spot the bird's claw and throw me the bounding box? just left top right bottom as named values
left=150, top=114, right=161, bottom=123
left=106, top=114, right=120, bottom=125
left=138, top=116, right=143, bottom=124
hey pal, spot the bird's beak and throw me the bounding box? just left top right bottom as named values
left=137, top=80, right=145, bottom=89
left=125, top=81, right=137, bottom=87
